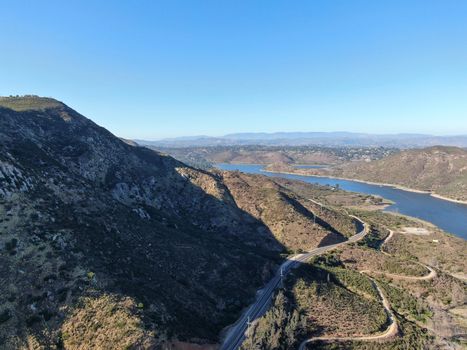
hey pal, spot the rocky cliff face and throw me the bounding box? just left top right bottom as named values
left=0, top=97, right=353, bottom=349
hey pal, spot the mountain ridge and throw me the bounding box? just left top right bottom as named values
left=137, top=132, right=467, bottom=148
left=0, top=96, right=356, bottom=348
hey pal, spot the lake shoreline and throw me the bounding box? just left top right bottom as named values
left=216, top=163, right=467, bottom=239
left=261, top=169, right=467, bottom=206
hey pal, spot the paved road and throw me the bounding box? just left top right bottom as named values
left=298, top=226, right=439, bottom=349
left=220, top=215, right=368, bottom=350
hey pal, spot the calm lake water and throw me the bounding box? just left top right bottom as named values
left=215, top=163, right=467, bottom=239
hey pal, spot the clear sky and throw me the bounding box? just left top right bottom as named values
left=1, top=0, right=466, bottom=139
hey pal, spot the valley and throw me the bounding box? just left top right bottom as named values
left=237, top=205, right=466, bottom=350
left=4, top=2, right=467, bottom=349
left=147, top=144, right=467, bottom=204
left=217, top=163, right=467, bottom=239
left=143, top=145, right=398, bottom=170
left=0, top=97, right=465, bottom=350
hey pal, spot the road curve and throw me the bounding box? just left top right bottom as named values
left=366, top=264, right=437, bottom=281
left=220, top=215, right=368, bottom=350
left=298, top=276, right=398, bottom=350
left=299, top=227, right=437, bottom=349
left=379, top=229, right=437, bottom=281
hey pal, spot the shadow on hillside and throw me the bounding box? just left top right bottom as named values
left=0, top=104, right=360, bottom=348
left=282, top=195, right=348, bottom=247
left=70, top=151, right=287, bottom=341
left=0, top=106, right=292, bottom=345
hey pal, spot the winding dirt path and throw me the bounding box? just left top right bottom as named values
left=298, top=276, right=398, bottom=350
left=367, top=264, right=437, bottom=281
left=378, top=229, right=437, bottom=281
left=380, top=229, right=394, bottom=256
left=220, top=216, right=368, bottom=350
left=298, top=227, right=439, bottom=349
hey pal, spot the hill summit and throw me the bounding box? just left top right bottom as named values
left=0, top=96, right=355, bottom=348
left=0, top=95, right=64, bottom=111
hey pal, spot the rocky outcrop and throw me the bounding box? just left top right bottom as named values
left=0, top=96, right=353, bottom=348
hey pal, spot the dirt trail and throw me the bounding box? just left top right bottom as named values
left=368, top=264, right=437, bottom=281
left=379, top=229, right=437, bottom=281
left=298, top=276, right=398, bottom=350
left=299, top=227, right=439, bottom=349
left=380, top=229, right=394, bottom=256
left=220, top=215, right=368, bottom=350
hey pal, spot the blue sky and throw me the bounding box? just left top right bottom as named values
left=1, top=0, right=466, bottom=139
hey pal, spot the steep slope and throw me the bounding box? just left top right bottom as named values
left=0, top=96, right=353, bottom=349
left=221, top=171, right=357, bottom=251
left=0, top=97, right=280, bottom=348
left=327, top=146, right=467, bottom=202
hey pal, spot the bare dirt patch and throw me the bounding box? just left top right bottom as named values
left=400, top=227, right=431, bottom=236
left=450, top=306, right=467, bottom=319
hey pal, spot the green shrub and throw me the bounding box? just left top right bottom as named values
left=0, top=310, right=11, bottom=324
left=5, top=238, right=18, bottom=251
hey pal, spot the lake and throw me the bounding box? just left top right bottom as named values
left=215, top=163, right=467, bottom=239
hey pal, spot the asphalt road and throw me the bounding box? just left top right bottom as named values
left=220, top=215, right=367, bottom=350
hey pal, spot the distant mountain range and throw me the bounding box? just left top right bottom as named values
left=136, top=132, right=467, bottom=148
left=2, top=96, right=466, bottom=348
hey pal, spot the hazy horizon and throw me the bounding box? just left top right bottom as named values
left=2, top=1, right=467, bottom=138
left=137, top=130, right=467, bottom=142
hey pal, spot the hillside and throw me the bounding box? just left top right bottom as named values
left=240, top=210, right=467, bottom=350
left=327, top=147, right=467, bottom=202
left=0, top=95, right=63, bottom=111
left=265, top=147, right=467, bottom=203
left=149, top=145, right=397, bottom=168
left=220, top=172, right=357, bottom=251
left=0, top=96, right=356, bottom=348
